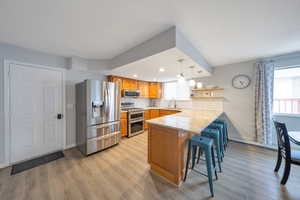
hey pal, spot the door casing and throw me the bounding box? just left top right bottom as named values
left=4, top=60, right=66, bottom=166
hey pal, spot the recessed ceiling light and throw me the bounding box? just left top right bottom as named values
left=159, top=68, right=165, bottom=72
left=133, top=74, right=137, bottom=78
left=153, top=78, right=157, bottom=81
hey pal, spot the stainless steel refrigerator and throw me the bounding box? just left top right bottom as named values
left=76, top=80, right=121, bottom=155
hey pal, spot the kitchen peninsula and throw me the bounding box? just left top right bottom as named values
left=147, top=110, right=223, bottom=185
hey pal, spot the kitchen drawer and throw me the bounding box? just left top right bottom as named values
left=87, top=132, right=120, bottom=155
left=159, top=109, right=174, bottom=116
left=87, top=121, right=120, bottom=139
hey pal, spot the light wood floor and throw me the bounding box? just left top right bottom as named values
left=1, top=132, right=300, bottom=200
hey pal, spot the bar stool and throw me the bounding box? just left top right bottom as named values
left=184, top=136, right=218, bottom=197
left=201, top=128, right=222, bottom=172
left=214, top=120, right=229, bottom=149
left=208, top=123, right=225, bottom=155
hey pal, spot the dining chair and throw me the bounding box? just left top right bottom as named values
left=273, top=120, right=300, bottom=185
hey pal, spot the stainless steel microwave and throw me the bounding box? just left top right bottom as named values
left=122, top=90, right=140, bottom=97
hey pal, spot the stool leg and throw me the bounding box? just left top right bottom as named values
left=211, top=147, right=218, bottom=180
left=214, top=137, right=222, bottom=172
left=184, top=141, right=191, bottom=181
left=219, top=131, right=225, bottom=159
left=224, top=123, right=229, bottom=146
left=197, top=148, right=202, bottom=164
left=191, top=145, right=197, bottom=169
left=205, top=147, right=214, bottom=197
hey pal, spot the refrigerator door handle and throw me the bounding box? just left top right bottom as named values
left=105, top=83, right=109, bottom=115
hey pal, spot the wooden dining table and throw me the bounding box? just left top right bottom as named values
left=289, top=131, right=300, bottom=145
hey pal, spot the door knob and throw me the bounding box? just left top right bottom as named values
left=57, top=114, right=63, bottom=119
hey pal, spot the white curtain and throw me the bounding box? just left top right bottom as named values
left=254, top=61, right=275, bottom=145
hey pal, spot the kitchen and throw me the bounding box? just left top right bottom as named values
left=1, top=1, right=300, bottom=200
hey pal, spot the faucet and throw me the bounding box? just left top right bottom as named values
left=168, top=99, right=177, bottom=109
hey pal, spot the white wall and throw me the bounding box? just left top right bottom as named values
left=0, top=43, right=68, bottom=165
left=0, top=43, right=107, bottom=166
left=65, top=70, right=106, bottom=147
left=197, top=61, right=256, bottom=142
left=155, top=60, right=256, bottom=143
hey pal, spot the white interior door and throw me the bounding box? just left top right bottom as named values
left=9, top=63, right=64, bottom=163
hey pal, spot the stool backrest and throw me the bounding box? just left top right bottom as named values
left=273, top=120, right=291, bottom=160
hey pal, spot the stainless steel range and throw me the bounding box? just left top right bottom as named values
left=121, top=103, right=144, bottom=137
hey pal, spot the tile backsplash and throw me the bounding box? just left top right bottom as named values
left=121, top=97, right=150, bottom=108
left=154, top=98, right=223, bottom=111
left=121, top=97, right=223, bottom=111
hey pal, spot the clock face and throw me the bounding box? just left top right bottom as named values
left=232, top=74, right=251, bottom=89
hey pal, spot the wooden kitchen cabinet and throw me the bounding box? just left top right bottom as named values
left=159, top=109, right=180, bottom=117
left=144, top=110, right=150, bottom=120
left=144, top=110, right=150, bottom=130
left=150, top=109, right=160, bottom=119
left=107, top=75, right=162, bottom=98
left=138, top=81, right=149, bottom=98
left=121, top=112, right=128, bottom=137
left=122, top=78, right=137, bottom=91
left=149, top=82, right=162, bottom=98
left=107, top=76, right=123, bottom=92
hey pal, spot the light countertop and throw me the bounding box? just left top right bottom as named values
left=143, top=107, right=182, bottom=111
left=121, top=107, right=181, bottom=112
left=146, top=109, right=223, bottom=134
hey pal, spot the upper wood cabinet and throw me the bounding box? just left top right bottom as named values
left=149, top=82, right=162, bottom=98
left=138, top=81, right=149, bottom=98
left=107, top=76, right=123, bottom=93
left=107, top=75, right=162, bottom=98
left=122, top=78, right=137, bottom=91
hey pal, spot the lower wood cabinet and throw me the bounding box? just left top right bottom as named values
left=121, top=112, right=128, bottom=137
left=144, top=110, right=150, bottom=130
left=122, top=109, right=180, bottom=134
left=159, top=109, right=179, bottom=117
left=150, top=109, right=160, bottom=119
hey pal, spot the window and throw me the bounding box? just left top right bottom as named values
left=163, top=80, right=190, bottom=100
left=273, top=67, right=300, bottom=114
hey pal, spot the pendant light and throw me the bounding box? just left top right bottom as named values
left=188, top=66, right=196, bottom=87
left=177, top=59, right=185, bottom=82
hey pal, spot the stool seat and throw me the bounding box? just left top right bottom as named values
left=190, top=135, right=213, bottom=146
left=213, top=119, right=228, bottom=145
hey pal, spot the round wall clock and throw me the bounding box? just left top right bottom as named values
left=232, top=74, right=251, bottom=89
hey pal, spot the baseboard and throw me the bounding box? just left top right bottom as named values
left=230, top=138, right=277, bottom=151
left=0, top=163, right=9, bottom=169
left=64, top=143, right=76, bottom=150
left=1, top=145, right=76, bottom=169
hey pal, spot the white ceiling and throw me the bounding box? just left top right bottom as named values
left=109, top=48, right=210, bottom=82
left=1, top=0, right=300, bottom=66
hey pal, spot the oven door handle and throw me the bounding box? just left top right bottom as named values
left=129, top=119, right=144, bottom=123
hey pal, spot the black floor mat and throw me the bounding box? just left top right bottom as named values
left=11, top=151, right=64, bottom=175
